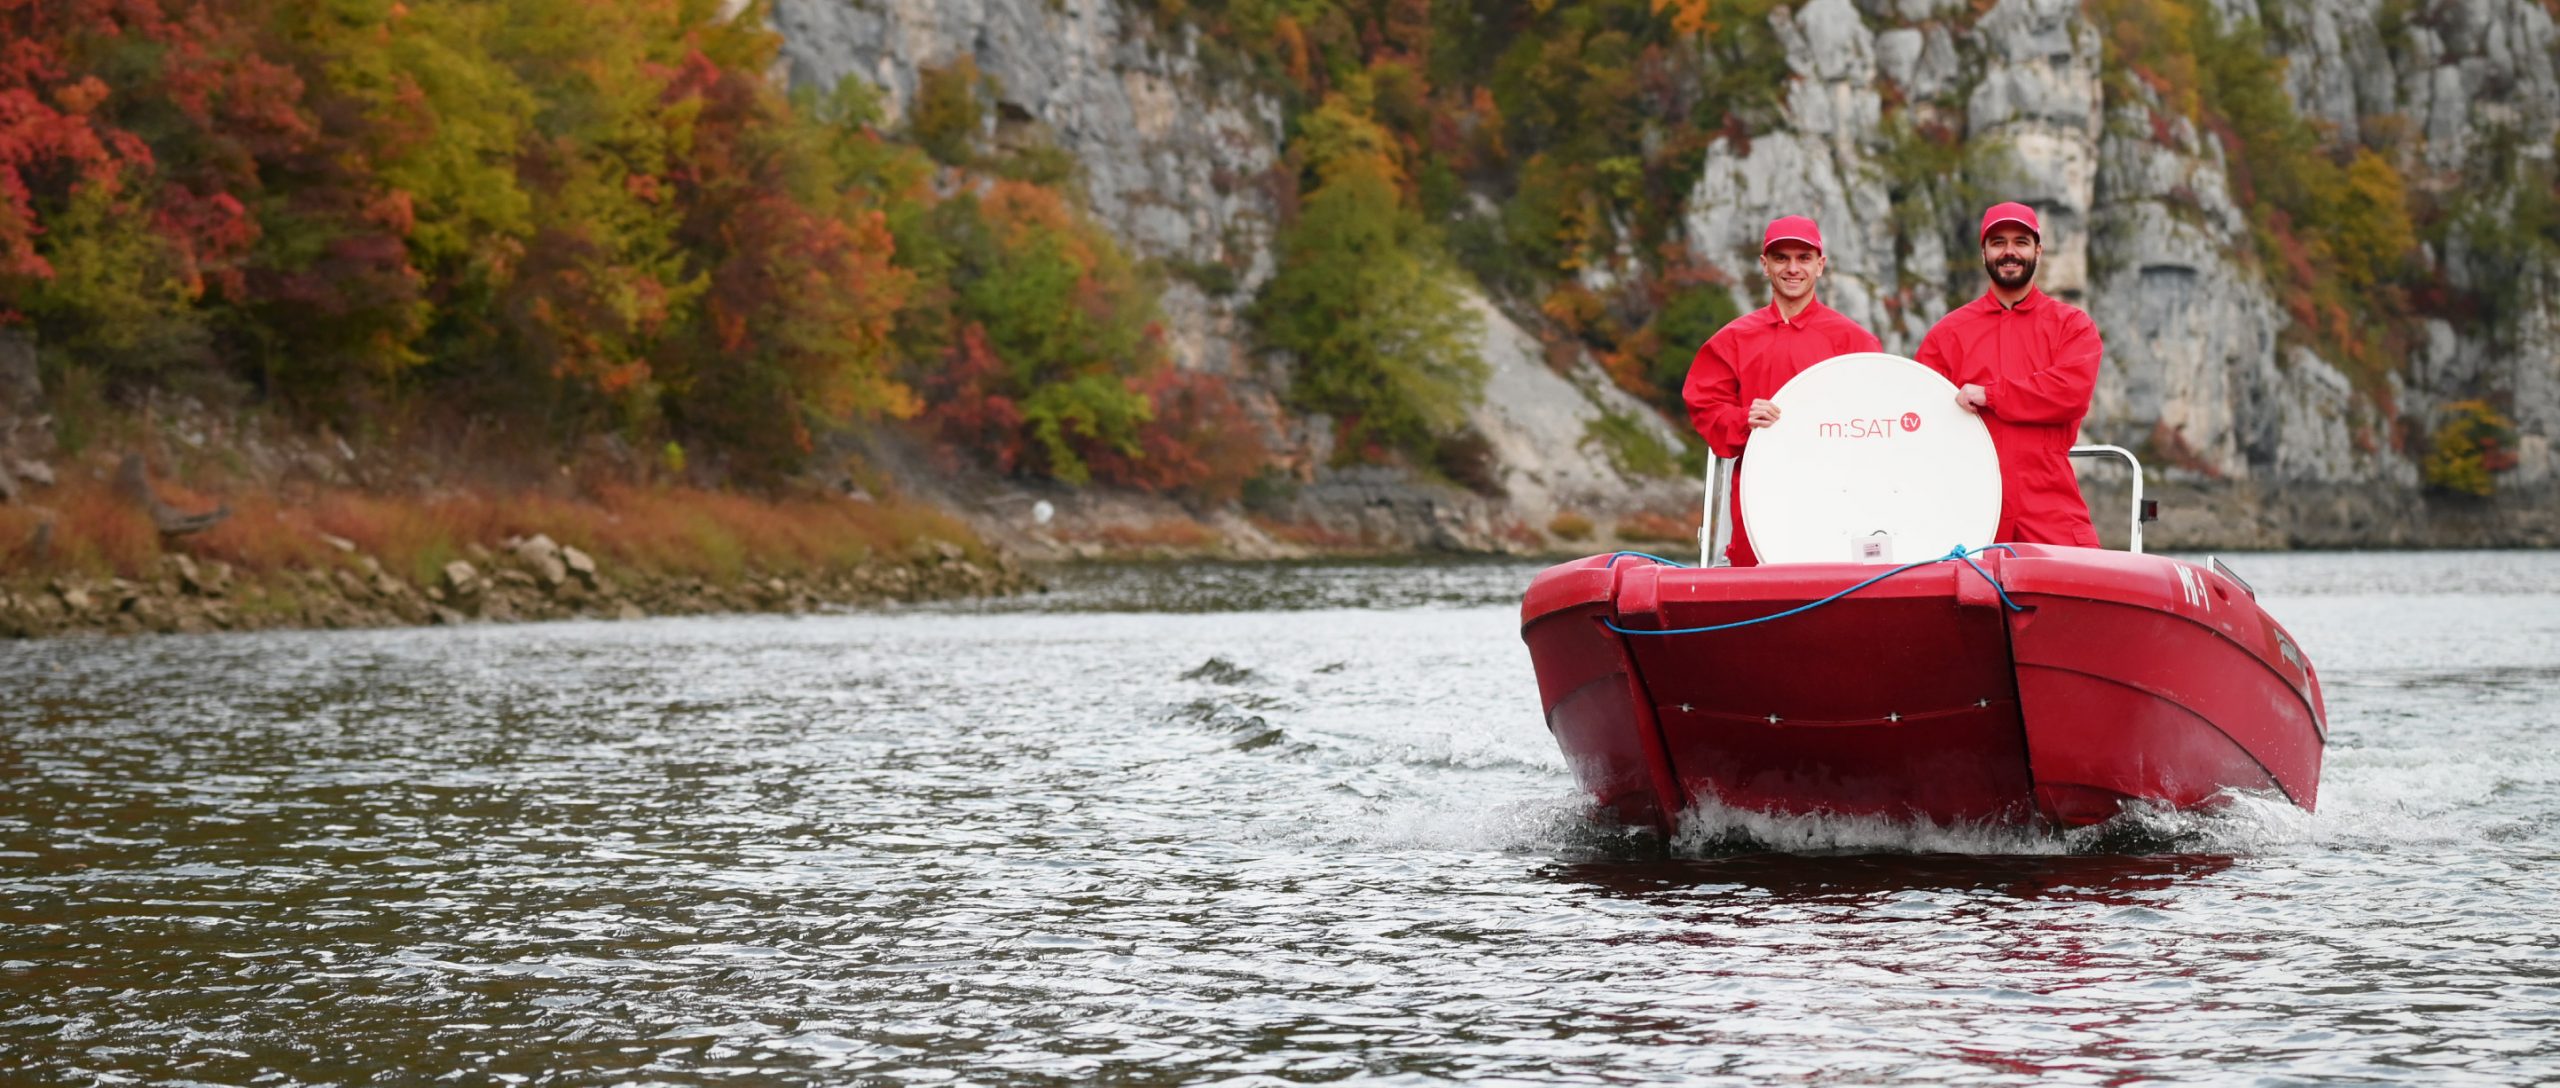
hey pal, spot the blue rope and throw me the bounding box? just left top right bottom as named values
left=1600, top=544, right=2027, bottom=636
left=1603, top=551, right=1694, bottom=569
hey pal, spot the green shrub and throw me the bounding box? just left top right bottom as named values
left=1644, top=284, right=1740, bottom=402
left=1582, top=406, right=1679, bottom=478
left=1256, top=97, right=1485, bottom=460
left=912, top=58, right=988, bottom=164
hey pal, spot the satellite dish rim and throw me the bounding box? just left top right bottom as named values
left=1736, top=352, right=2002, bottom=565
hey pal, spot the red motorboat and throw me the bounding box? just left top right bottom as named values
left=1521, top=543, right=2326, bottom=833
left=1522, top=356, right=2326, bottom=835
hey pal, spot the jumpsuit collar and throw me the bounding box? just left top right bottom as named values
left=1986, top=286, right=2046, bottom=313
left=1765, top=297, right=1833, bottom=329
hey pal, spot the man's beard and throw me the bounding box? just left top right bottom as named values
left=1986, top=254, right=2037, bottom=289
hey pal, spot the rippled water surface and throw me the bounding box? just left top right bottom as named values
left=4, top=551, right=2557, bottom=1085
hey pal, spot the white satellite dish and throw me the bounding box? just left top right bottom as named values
left=1738, top=352, right=2001, bottom=565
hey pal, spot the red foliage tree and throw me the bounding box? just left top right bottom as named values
left=920, top=321, right=1027, bottom=476
left=0, top=0, right=159, bottom=284
left=654, top=50, right=913, bottom=479
left=1083, top=367, right=1266, bottom=501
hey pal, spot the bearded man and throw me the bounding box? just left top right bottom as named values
left=1914, top=202, right=2104, bottom=547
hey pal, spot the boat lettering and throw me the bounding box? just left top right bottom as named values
left=1816, top=417, right=1907, bottom=439
left=2175, top=564, right=2211, bottom=611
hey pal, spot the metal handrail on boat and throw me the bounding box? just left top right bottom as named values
left=2068, top=444, right=2148, bottom=555
left=1698, top=452, right=1733, bottom=566
left=1697, top=444, right=2153, bottom=563
left=2208, top=555, right=2257, bottom=597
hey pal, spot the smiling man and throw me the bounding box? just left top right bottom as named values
left=1683, top=214, right=1884, bottom=566
left=1914, top=201, right=2104, bottom=547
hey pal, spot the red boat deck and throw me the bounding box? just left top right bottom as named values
left=1521, top=546, right=2326, bottom=833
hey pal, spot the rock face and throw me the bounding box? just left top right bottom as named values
left=773, top=0, right=2560, bottom=547
left=771, top=0, right=1282, bottom=380
left=771, top=0, right=1703, bottom=545
left=1458, top=295, right=1701, bottom=532
left=0, top=330, right=53, bottom=505
left=1246, top=292, right=1704, bottom=552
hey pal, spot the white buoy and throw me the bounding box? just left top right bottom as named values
left=1738, top=353, right=2001, bottom=565
left=1031, top=499, right=1055, bottom=526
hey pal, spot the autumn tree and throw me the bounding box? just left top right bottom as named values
left=650, top=49, right=916, bottom=480
left=0, top=0, right=290, bottom=381
left=1258, top=94, right=1482, bottom=460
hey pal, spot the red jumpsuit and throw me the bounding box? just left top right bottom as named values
left=1913, top=287, right=2103, bottom=547
left=1683, top=298, right=1883, bottom=565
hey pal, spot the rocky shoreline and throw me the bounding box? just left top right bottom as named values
left=2085, top=480, right=2560, bottom=551
left=0, top=533, right=1039, bottom=640
left=14, top=478, right=2558, bottom=641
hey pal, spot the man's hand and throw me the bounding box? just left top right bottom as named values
left=1955, top=384, right=1989, bottom=414
left=1747, top=399, right=1781, bottom=428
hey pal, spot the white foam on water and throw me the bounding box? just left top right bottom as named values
left=2225, top=740, right=2560, bottom=850
left=2067, top=792, right=2312, bottom=854
left=1669, top=797, right=2072, bottom=857
left=1251, top=719, right=2549, bottom=861
left=1648, top=789, right=2384, bottom=858
left=1261, top=769, right=2378, bottom=860
left=1638, top=747, right=2557, bottom=858
left=1248, top=790, right=1645, bottom=855
left=1364, top=796, right=1608, bottom=851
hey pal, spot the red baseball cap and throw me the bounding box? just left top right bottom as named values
left=1761, top=215, right=1824, bottom=255
left=1980, top=201, right=2041, bottom=241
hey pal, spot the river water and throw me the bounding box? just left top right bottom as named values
left=3, top=551, right=2556, bottom=1085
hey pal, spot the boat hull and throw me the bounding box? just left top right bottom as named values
left=1520, top=546, right=2325, bottom=833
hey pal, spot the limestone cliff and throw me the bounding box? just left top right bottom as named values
left=773, top=0, right=1280, bottom=380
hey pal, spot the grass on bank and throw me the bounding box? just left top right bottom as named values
left=0, top=474, right=986, bottom=591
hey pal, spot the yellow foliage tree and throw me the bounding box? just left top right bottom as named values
left=2332, top=149, right=2417, bottom=291
left=2423, top=400, right=2521, bottom=497
left=1652, top=0, right=1715, bottom=36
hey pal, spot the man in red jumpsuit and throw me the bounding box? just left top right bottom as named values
left=1914, top=201, right=2103, bottom=547
left=1683, top=214, right=1884, bottom=565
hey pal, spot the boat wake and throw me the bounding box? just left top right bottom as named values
left=1655, top=789, right=2322, bottom=858
left=1262, top=795, right=1642, bottom=853
left=1170, top=696, right=1313, bottom=755
left=1667, top=798, right=2068, bottom=857
left=1262, top=747, right=2543, bottom=861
